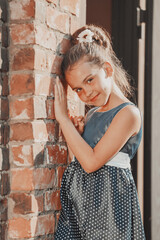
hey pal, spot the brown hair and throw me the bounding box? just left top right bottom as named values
left=61, top=24, right=135, bottom=99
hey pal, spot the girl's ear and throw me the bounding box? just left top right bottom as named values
left=103, top=62, right=113, bottom=77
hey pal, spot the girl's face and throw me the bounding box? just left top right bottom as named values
left=65, top=58, right=113, bottom=107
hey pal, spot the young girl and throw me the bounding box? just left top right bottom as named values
left=54, top=25, right=146, bottom=239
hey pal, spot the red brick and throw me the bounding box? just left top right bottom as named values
left=10, top=74, right=35, bottom=96
left=11, top=47, right=34, bottom=71
left=45, top=190, right=61, bottom=211
left=11, top=168, right=34, bottom=191
left=9, top=193, right=33, bottom=215
left=10, top=0, right=35, bottom=20
left=10, top=122, right=33, bottom=141
left=60, top=0, right=80, bottom=16
left=46, top=144, right=67, bottom=164
left=46, top=99, right=55, bottom=119
left=8, top=215, right=54, bottom=238
left=34, top=168, right=55, bottom=189
left=35, top=24, right=56, bottom=51
left=10, top=23, right=35, bottom=45
left=35, top=74, right=54, bottom=96
left=34, top=214, right=55, bottom=236
left=10, top=97, right=34, bottom=120
left=8, top=217, right=31, bottom=238
left=11, top=144, right=33, bottom=167
left=46, top=7, right=69, bottom=33
left=46, top=121, right=56, bottom=142
left=57, top=166, right=66, bottom=188
left=9, top=193, right=43, bottom=215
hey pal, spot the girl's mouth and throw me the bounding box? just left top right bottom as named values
left=90, top=93, right=100, bottom=102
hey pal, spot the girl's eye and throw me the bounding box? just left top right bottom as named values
left=75, top=88, right=82, bottom=93
left=87, top=78, right=93, bottom=83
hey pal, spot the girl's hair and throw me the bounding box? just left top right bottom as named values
left=61, top=24, right=135, bottom=99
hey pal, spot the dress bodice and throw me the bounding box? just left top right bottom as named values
left=82, top=102, right=142, bottom=160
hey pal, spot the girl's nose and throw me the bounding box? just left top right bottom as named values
left=84, top=86, right=92, bottom=98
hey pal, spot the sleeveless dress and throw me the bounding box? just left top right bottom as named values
left=54, top=102, right=146, bottom=240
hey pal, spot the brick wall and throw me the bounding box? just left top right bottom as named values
left=0, top=0, right=10, bottom=239
left=0, top=0, right=85, bottom=239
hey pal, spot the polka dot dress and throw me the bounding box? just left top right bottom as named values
left=54, top=102, right=146, bottom=240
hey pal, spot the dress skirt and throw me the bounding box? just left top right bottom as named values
left=54, top=159, right=146, bottom=240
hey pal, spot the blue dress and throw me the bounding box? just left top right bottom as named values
left=54, top=102, right=146, bottom=240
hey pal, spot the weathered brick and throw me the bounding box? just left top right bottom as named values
left=32, top=120, right=48, bottom=142
left=0, top=172, right=10, bottom=196
left=10, top=97, right=34, bottom=120
left=11, top=47, right=34, bottom=71
left=0, top=124, right=9, bottom=146
left=0, top=74, right=9, bottom=96
left=46, top=121, right=56, bottom=142
left=45, top=190, right=61, bottom=211
left=1, top=48, right=9, bottom=72
left=10, top=144, right=33, bottom=167
left=33, top=96, right=47, bottom=119
left=34, top=214, right=55, bottom=236
left=34, top=168, right=55, bottom=190
left=10, top=122, right=33, bottom=141
left=35, top=74, right=54, bottom=96
left=10, top=0, right=35, bottom=20
left=0, top=147, right=9, bottom=170
left=46, top=0, right=58, bottom=5
left=0, top=198, right=8, bottom=221
left=46, top=6, right=69, bottom=33
left=70, top=15, right=80, bottom=34
left=60, top=0, right=80, bottom=16
left=46, top=54, right=62, bottom=74
left=10, top=73, right=35, bottom=96
left=35, top=0, right=46, bottom=23
left=0, top=222, right=8, bottom=240
left=57, top=166, right=66, bottom=188
left=10, top=23, right=35, bottom=45
left=11, top=168, right=34, bottom=191
left=46, top=144, right=67, bottom=164
left=2, top=24, right=9, bottom=48
left=35, top=24, right=56, bottom=51
left=33, top=143, right=45, bottom=166
left=34, top=48, right=46, bottom=71
left=9, top=193, right=42, bottom=215
left=0, top=98, right=9, bottom=120
left=46, top=98, right=55, bottom=119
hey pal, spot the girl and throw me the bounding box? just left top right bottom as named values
left=54, top=25, right=145, bottom=239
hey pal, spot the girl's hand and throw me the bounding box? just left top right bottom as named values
left=69, top=115, right=85, bottom=135
left=54, top=76, right=68, bottom=123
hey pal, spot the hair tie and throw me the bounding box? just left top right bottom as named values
left=76, top=29, right=94, bottom=43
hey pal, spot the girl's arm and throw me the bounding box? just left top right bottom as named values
left=55, top=78, right=141, bottom=173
